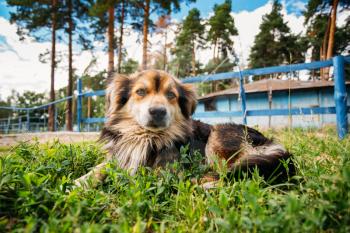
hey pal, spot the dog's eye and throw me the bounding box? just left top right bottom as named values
left=136, top=89, right=146, bottom=96
left=166, top=91, right=176, bottom=100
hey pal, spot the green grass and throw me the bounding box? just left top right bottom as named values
left=0, top=128, right=350, bottom=232
left=0, top=146, right=11, bottom=154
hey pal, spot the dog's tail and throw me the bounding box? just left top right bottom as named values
left=229, top=142, right=295, bottom=182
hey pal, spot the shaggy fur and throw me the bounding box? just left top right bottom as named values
left=75, top=70, right=294, bottom=187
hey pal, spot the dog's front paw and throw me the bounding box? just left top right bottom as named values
left=73, top=174, right=91, bottom=189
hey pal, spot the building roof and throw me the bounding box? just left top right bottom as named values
left=198, top=79, right=349, bottom=100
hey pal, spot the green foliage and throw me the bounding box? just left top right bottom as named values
left=6, top=0, right=62, bottom=41
left=130, top=0, right=195, bottom=36
left=172, top=8, right=205, bottom=77
left=177, top=8, right=205, bottom=48
left=5, top=90, right=47, bottom=119
left=0, top=100, right=11, bottom=119
left=120, top=58, right=139, bottom=75
left=303, top=0, right=350, bottom=79
left=80, top=71, right=107, bottom=125
left=1, top=129, right=350, bottom=232
left=201, top=57, right=237, bottom=94
left=304, top=5, right=350, bottom=61
left=169, top=32, right=192, bottom=78
left=204, top=57, right=235, bottom=74
left=63, top=0, right=95, bottom=50
left=249, top=0, right=306, bottom=69
left=88, top=0, right=117, bottom=42
left=207, top=0, right=238, bottom=59
left=7, top=90, right=46, bottom=108
left=304, top=0, right=350, bottom=24
left=307, top=15, right=350, bottom=57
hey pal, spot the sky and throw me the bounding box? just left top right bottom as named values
left=0, top=0, right=347, bottom=99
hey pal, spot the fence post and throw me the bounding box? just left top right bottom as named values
left=6, top=116, right=10, bottom=134
left=77, top=78, right=83, bottom=132
left=54, top=105, right=58, bottom=131
left=239, top=74, right=247, bottom=125
left=333, top=55, right=348, bottom=139
left=18, top=115, right=22, bottom=133
left=26, top=110, right=30, bottom=131
left=44, top=112, right=47, bottom=131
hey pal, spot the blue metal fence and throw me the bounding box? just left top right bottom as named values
left=1, top=55, right=349, bottom=138
left=0, top=96, right=73, bottom=133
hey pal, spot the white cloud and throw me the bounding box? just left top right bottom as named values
left=0, top=16, right=112, bottom=99
left=230, top=2, right=274, bottom=68
left=285, top=0, right=307, bottom=13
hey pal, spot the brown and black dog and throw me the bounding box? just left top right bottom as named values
left=75, top=70, right=294, bottom=187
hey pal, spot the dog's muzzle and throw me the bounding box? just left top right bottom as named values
left=148, top=107, right=167, bottom=128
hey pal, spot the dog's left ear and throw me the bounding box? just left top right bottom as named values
left=106, top=74, right=131, bottom=117
left=177, top=83, right=197, bottom=118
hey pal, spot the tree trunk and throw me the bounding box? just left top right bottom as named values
left=176, top=62, right=180, bottom=78
left=65, top=0, right=73, bottom=131
left=213, top=39, right=217, bottom=60
left=87, top=97, right=91, bottom=119
left=326, top=0, right=339, bottom=60
left=117, top=0, right=125, bottom=73
left=163, top=29, right=167, bottom=71
left=322, top=11, right=332, bottom=60
left=142, top=0, right=150, bottom=70
left=48, top=0, right=57, bottom=132
left=212, top=39, right=218, bottom=92
left=108, top=5, right=115, bottom=76
left=191, top=42, right=196, bottom=76
left=320, top=46, right=324, bottom=78
left=320, top=9, right=332, bottom=80
left=324, top=0, right=339, bottom=79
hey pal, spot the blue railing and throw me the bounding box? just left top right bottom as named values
left=1, top=55, right=349, bottom=138
left=76, top=55, right=349, bottom=139
left=0, top=96, right=73, bottom=133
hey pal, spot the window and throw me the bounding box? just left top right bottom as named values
left=204, top=98, right=217, bottom=111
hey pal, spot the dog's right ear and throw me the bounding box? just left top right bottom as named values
left=177, top=83, right=197, bottom=119
left=106, top=74, right=131, bottom=116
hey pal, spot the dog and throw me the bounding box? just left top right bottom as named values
left=75, top=70, right=294, bottom=187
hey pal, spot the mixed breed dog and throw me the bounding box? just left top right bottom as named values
left=75, top=70, right=294, bottom=188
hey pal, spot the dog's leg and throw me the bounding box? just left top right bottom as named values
left=74, top=162, right=108, bottom=188
left=151, top=146, right=180, bottom=169
left=204, top=124, right=294, bottom=181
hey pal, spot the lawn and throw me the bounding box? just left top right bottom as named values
left=0, top=128, right=349, bottom=232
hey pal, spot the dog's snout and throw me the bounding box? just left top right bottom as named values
left=149, top=107, right=167, bottom=118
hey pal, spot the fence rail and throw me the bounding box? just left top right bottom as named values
left=1, top=55, right=349, bottom=138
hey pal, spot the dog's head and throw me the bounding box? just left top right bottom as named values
left=106, top=70, right=197, bottom=131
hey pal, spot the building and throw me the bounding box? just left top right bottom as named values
left=194, top=79, right=350, bottom=128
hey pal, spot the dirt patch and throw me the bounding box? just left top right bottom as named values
left=0, top=132, right=100, bottom=147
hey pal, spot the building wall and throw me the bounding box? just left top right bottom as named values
left=194, top=86, right=350, bottom=128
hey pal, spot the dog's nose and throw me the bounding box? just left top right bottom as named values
left=149, top=107, right=166, bottom=119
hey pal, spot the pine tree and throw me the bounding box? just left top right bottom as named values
left=131, top=0, right=195, bottom=70
left=174, top=8, right=205, bottom=76
left=7, top=0, right=63, bottom=131
left=305, top=0, right=350, bottom=60
left=249, top=0, right=306, bottom=69
left=206, top=0, right=238, bottom=91
left=89, top=0, right=119, bottom=76
left=62, top=0, right=92, bottom=131
left=120, top=58, right=139, bottom=74
left=66, top=0, right=74, bottom=131
left=169, top=30, right=193, bottom=78
left=155, top=15, right=172, bottom=71
left=207, top=0, right=238, bottom=60
left=304, top=0, right=350, bottom=79
left=117, top=0, right=126, bottom=73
